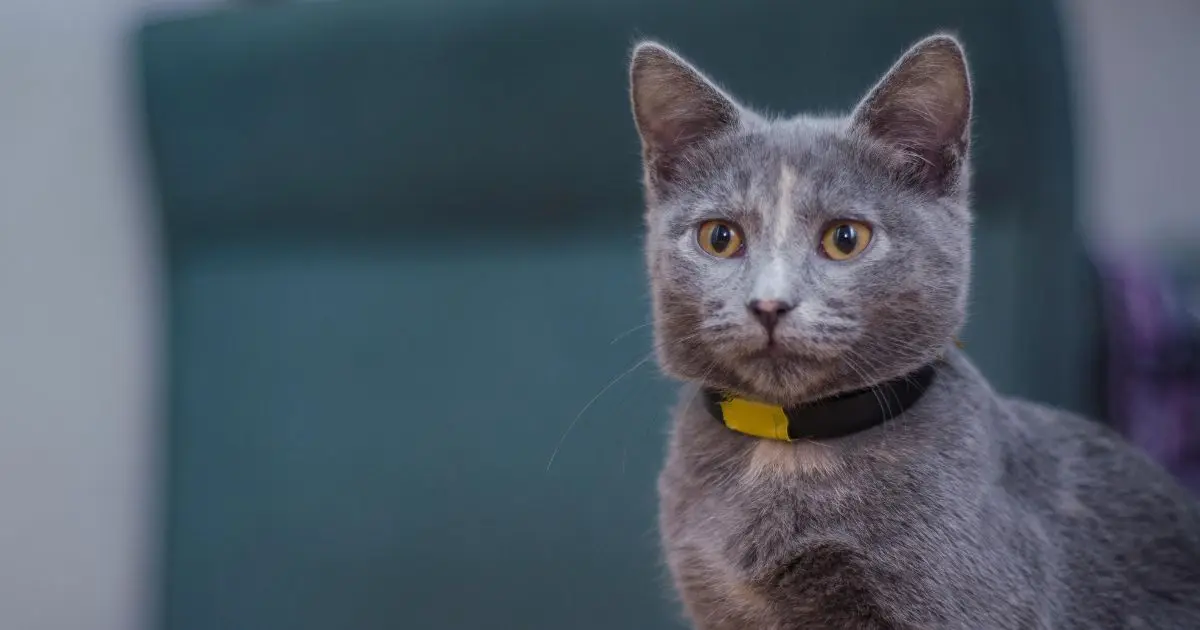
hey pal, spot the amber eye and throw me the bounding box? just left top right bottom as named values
left=697, top=220, right=745, bottom=258
left=820, top=221, right=873, bottom=261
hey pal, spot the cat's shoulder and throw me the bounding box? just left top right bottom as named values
left=1004, top=396, right=1152, bottom=460
left=1003, top=396, right=1200, bottom=520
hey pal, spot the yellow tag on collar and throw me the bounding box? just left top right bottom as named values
left=718, top=397, right=792, bottom=441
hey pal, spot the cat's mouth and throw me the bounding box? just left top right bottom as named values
left=750, top=340, right=790, bottom=357
left=743, top=342, right=830, bottom=366
left=704, top=330, right=845, bottom=392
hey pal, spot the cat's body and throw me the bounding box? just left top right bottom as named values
left=661, top=351, right=1200, bottom=629
left=630, top=35, right=1200, bottom=629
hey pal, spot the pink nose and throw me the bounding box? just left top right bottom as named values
left=748, top=299, right=793, bottom=331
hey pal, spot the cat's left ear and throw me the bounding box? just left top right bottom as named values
left=630, top=42, right=742, bottom=185
left=852, top=35, right=972, bottom=195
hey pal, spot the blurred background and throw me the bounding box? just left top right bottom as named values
left=0, top=0, right=1197, bottom=629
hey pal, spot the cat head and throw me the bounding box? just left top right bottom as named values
left=631, top=35, right=973, bottom=406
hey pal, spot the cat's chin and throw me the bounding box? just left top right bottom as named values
left=723, top=347, right=845, bottom=406
left=664, top=334, right=860, bottom=405
left=743, top=342, right=831, bottom=362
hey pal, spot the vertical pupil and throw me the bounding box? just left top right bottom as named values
left=710, top=224, right=732, bottom=252
left=834, top=225, right=857, bottom=254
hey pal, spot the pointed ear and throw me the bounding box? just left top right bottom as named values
left=630, top=42, right=741, bottom=183
left=852, top=35, right=972, bottom=194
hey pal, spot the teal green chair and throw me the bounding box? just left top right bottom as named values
left=137, top=1, right=1096, bottom=628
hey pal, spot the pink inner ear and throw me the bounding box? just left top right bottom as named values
left=648, top=99, right=734, bottom=154
left=877, top=69, right=968, bottom=147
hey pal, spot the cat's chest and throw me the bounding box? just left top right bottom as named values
left=668, top=523, right=906, bottom=629
left=664, top=444, right=875, bottom=572
left=659, top=460, right=936, bottom=628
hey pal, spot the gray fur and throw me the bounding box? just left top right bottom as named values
left=631, top=35, right=1200, bottom=629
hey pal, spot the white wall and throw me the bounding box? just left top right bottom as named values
left=1061, top=0, right=1200, bottom=261
left=0, top=1, right=159, bottom=629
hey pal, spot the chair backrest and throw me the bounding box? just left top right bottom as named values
left=138, top=2, right=1093, bottom=628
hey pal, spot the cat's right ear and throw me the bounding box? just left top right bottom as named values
left=630, top=42, right=740, bottom=184
left=851, top=35, right=971, bottom=195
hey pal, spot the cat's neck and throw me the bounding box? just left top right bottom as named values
left=702, top=362, right=938, bottom=442
left=667, top=349, right=994, bottom=483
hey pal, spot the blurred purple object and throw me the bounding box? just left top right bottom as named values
left=1103, top=258, right=1200, bottom=492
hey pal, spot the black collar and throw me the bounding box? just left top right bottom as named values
left=703, top=363, right=937, bottom=441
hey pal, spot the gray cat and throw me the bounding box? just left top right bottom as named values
left=629, top=34, right=1200, bottom=629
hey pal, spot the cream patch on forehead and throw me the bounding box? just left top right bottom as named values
left=772, top=164, right=798, bottom=248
